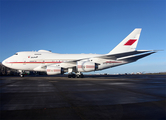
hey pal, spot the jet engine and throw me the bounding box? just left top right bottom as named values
left=77, top=61, right=98, bottom=72
left=46, top=66, right=63, bottom=75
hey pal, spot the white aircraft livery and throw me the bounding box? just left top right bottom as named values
left=2, top=28, right=156, bottom=77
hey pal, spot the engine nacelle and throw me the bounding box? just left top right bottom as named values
left=77, top=61, right=98, bottom=72
left=46, top=66, right=63, bottom=75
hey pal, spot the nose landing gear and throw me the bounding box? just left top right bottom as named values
left=20, top=74, right=24, bottom=77
left=19, top=70, right=25, bottom=77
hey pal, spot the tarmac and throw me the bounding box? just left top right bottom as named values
left=0, top=75, right=166, bottom=120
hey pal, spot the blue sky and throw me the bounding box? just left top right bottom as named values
left=0, top=0, right=166, bottom=74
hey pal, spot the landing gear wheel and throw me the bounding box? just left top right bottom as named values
left=19, top=70, right=25, bottom=77
left=76, top=74, right=80, bottom=78
left=76, top=74, right=84, bottom=78
left=80, top=74, right=84, bottom=78
left=20, top=74, right=24, bottom=77
left=68, top=74, right=76, bottom=78
left=72, top=74, right=76, bottom=78
left=68, top=75, right=71, bottom=78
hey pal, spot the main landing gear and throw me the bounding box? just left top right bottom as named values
left=68, top=72, right=84, bottom=78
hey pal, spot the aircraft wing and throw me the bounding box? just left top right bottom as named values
left=41, top=50, right=155, bottom=69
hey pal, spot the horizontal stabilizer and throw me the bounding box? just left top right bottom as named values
left=121, top=52, right=156, bottom=62
left=97, top=50, right=153, bottom=60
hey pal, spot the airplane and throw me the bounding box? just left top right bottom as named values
left=2, top=28, right=156, bottom=78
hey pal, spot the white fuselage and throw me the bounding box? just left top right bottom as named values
left=2, top=51, right=126, bottom=72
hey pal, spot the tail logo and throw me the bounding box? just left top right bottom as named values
left=124, top=39, right=137, bottom=46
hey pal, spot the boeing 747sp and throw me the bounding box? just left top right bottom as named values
left=2, top=28, right=156, bottom=77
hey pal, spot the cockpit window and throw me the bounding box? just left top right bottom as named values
left=15, top=53, right=18, bottom=55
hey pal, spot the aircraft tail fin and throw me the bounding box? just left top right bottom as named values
left=108, top=28, right=142, bottom=54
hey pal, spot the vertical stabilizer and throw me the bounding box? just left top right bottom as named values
left=108, top=28, right=142, bottom=54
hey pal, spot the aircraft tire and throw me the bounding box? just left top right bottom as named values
left=80, top=74, right=84, bottom=78
left=68, top=75, right=71, bottom=78
left=72, top=74, right=76, bottom=78
left=76, top=74, right=84, bottom=78
left=20, top=74, right=24, bottom=77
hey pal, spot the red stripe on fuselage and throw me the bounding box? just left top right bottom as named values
left=6, top=62, right=62, bottom=64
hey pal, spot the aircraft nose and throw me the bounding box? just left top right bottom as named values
left=2, top=58, right=9, bottom=67
left=2, top=60, right=6, bottom=66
